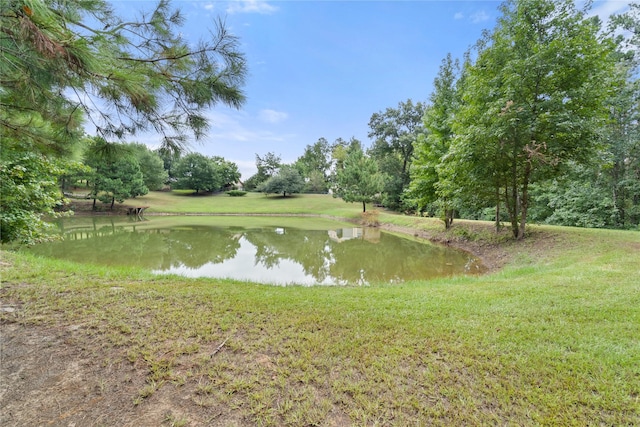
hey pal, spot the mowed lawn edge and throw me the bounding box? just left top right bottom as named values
left=1, top=191, right=639, bottom=425
left=131, top=190, right=366, bottom=218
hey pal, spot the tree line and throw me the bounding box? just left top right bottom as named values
left=1, top=0, right=638, bottom=244
left=60, top=139, right=241, bottom=211
left=271, top=0, right=638, bottom=238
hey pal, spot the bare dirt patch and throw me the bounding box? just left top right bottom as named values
left=0, top=320, right=252, bottom=426
left=58, top=199, right=138, bottom=217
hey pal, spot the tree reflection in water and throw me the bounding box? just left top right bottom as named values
left=30, top=218, right=484, bottom=285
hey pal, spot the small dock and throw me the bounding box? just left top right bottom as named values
left=127, top=206, right=149, bottom=217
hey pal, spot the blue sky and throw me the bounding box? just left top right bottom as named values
left=112, top=1, right=630, bottom=178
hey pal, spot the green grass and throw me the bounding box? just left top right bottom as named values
left=135, top=190, right=364, bottom=218
left=2, top=192, right=639, bottom=425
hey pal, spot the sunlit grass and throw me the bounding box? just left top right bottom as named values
left=2, top=194, right=639, bottom=425
left=132, top=190, right=364, bottom=218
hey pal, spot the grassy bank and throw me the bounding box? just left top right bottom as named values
left=1, top=192, right=639, bottom=426
left=127, top=190, right=365, bottom=218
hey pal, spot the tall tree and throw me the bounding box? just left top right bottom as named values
left=331, top=138, right=362, bottom=173
left=607, top=4, right=640, bottom=227
left=409, top=54, right=461, bottom=227
left=129, top=143, right=169, bottom=191
left=333, top=143, right=383, bottom=212
left=84, top=139, right=148, bottom=210
left=211, top=156, right=241, bottom=189
left=245, top=152, right=282, bottom=190
left=156, top=148, right=181, bottom=183
left=294, top=137, right=333, bottom=193
left=173, top=153, right=221, bottom=194
left=368, top=99, right=425, bottom=209
left=530, top=7, right=640, bottom=230
left=450, top=0, right=616, bottom=239
left=259, top=165, right=305, bottom=197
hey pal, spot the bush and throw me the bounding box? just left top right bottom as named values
left=226, top=190, right=247, bottom=197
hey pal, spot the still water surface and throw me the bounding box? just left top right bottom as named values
left=29, top=216, right=484, bottom=285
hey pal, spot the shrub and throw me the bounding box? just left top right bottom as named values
left=226, top=190, right=247, bottom=197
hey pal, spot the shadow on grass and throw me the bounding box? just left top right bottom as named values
left=169, top=190, right=307, bottom=200
left=169, top=190, right=225, bottom=197
left=260, top=194, right=305, bottom=200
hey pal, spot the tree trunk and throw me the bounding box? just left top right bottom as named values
left=362, top=201, right=366, bottom=212
left=110, top=196, right=115, bottom=210
left=517, top=163, right=531, bottom=240
left=444, top=209, right=453, bottom=229
left=506, top=185, right=519, bottom=239
left=495, top=185, right=501, bottom=232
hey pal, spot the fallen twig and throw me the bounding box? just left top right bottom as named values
left=210, top=337, right=229, bottom=358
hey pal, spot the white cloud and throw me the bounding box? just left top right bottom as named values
left=203, top=3, right=215, bottom=11
left=231, top=159, right=258, bottom=179
left=258, top=109, right=288, bottom=124
left=205, top=110, right=293, bottom=142
left=454, top=12, right=464, bottom=20
left=226, top=0, right=278, bottom=15
left=586, top=0, right=629, bottom=24
left=208, top=128, right=289, bottom=143
left=470, top=10, right=490, bottom=24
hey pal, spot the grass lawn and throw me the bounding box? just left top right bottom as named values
left=1, top=192, right=639, bottom=426
left=133, top=190, right=365, bottom=218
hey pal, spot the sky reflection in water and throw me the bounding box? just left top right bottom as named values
left=29, top=217, right=484, bottom=286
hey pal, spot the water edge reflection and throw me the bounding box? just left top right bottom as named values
left=29, top=217, right=485, bottom=285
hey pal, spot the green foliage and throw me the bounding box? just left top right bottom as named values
left=0, top=151, right=64, bottom=244
left=376, top=154, right=405, bottom=210
left=84, top=139, right=148, bottom=209
left=294, top=138, right=333, bottom=193
left=330, top=137, right=362, bottom=175
left=405, top=1, right=640, bottom=234
left=226, top=190, right=247, bottom=197
left=333, top=143, right=384, bottom=212
left=173, top=154, right=240, bottom=194
left=129, top=144, right=169, bottom=191
left=368, top=99, right=425, bottom=209
left=156, top=148, right=181, bottom=182
left=525, top=9, right=640, bottom=230
left=530, top=157, right=640, bottom=229
left=242, top=174, right=262, bottom=192
left=611, top=3, right=640, bottom=54
left=245, top=152, right=282, bottom=191
left=212, top=156, right=241, bottom=190
left=448, top=0, right=616, bottom=239
left=532, top=177, right=617, bottom=229
left=258, top=165, right=304, bottom=197
left=0, top=0, right=247, bottom=242
left=0, top=0, right=246, bottom=153
left=303, top=170, right=329, bottom=193
left=409, top=54, right=461, bottom=226
left=173, top=153, right=220, bottom=194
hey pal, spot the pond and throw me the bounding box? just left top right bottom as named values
left=28, top=216, right=485, bottom=285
